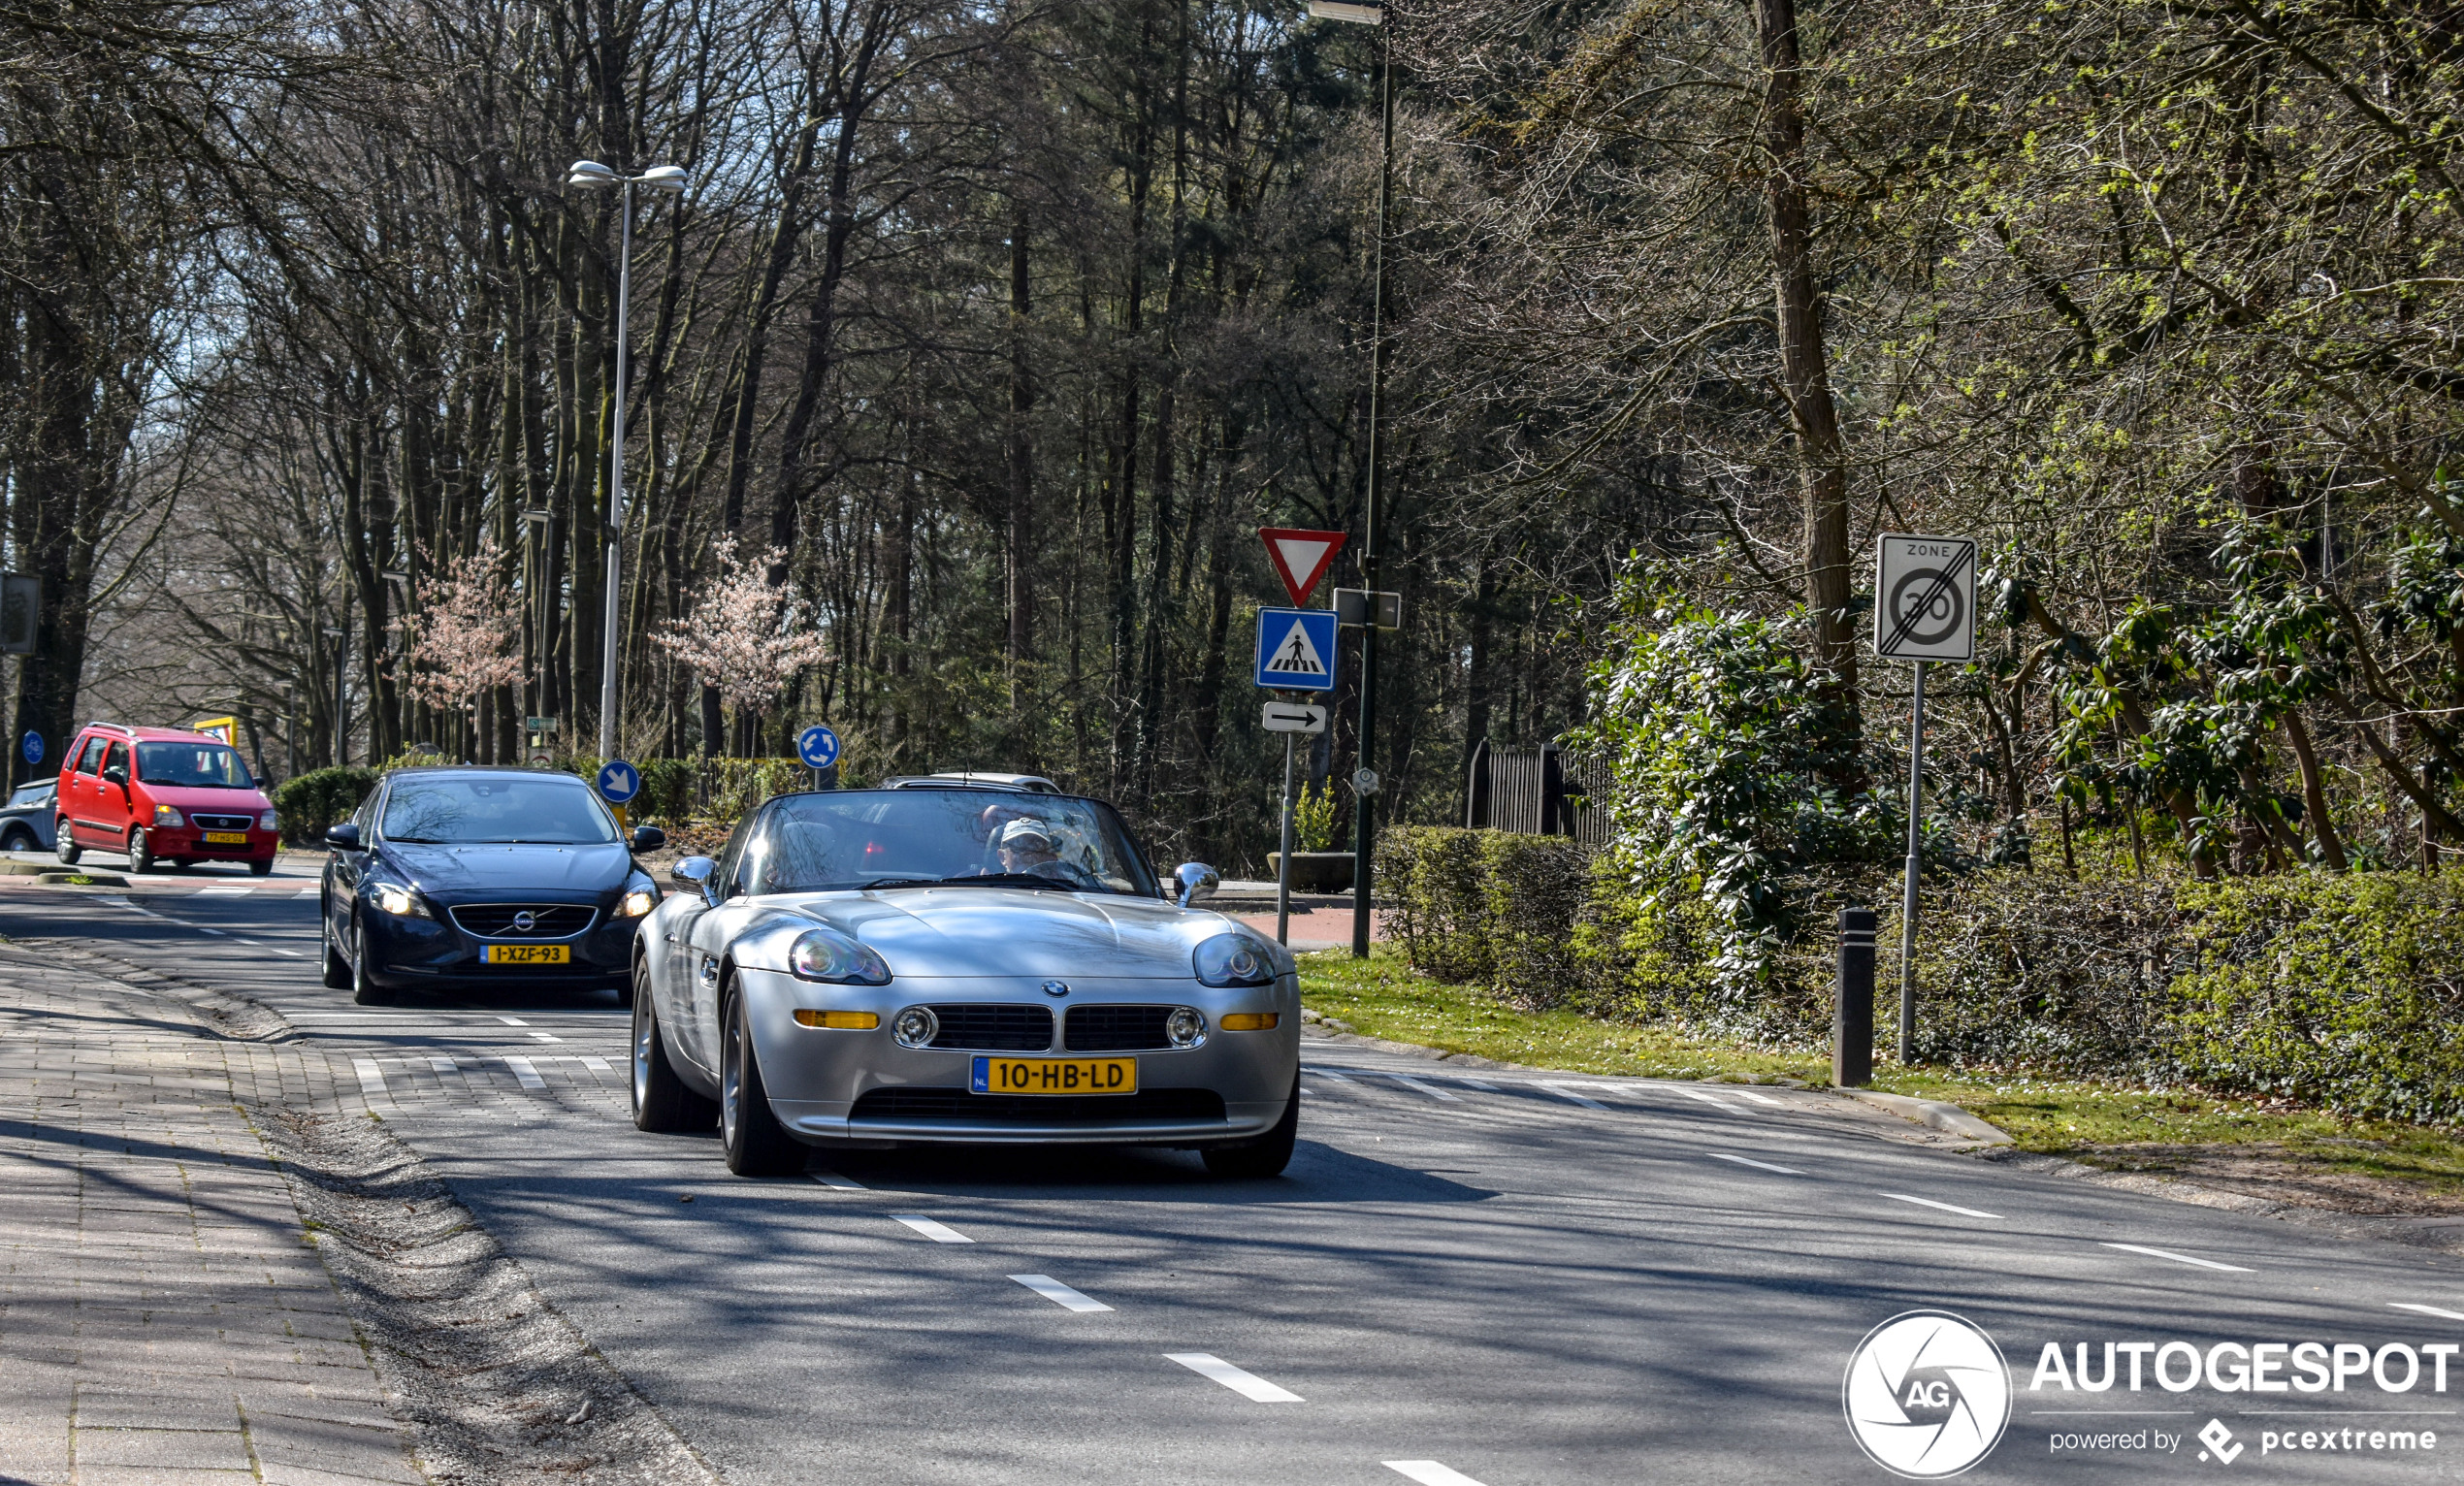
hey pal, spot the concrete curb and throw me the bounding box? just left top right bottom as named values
left=1843, top=1088, right=2015, bottom=1146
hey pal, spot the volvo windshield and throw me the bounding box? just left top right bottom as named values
left=381, top=776, right=621, bottom=845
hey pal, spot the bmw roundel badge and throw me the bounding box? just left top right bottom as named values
left=1042, top=980, right=1070, bottom=997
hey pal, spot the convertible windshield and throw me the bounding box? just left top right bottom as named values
left=746, top=790, right=1157, bottom=897
left=137, top=742, right=254, bottom=788
left=380, top=776, right=620, bottom=845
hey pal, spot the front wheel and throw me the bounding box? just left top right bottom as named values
left=54, top=824, right=80, bottom=865
left=1203, top=1072, right=1299, bottom=1179
left=720, top=984, right=805, bottom=1176
left=248, top=856, right=274, bottom=878
left=0, top=826, right=33, bottom=853
left=632, top=960, right=716, bottom=1133
left=350, top=916, right=396, bottom=1006
left=126, top=828, right=154, bottom=875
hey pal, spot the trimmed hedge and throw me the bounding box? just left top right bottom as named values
left=271, top=766, right=377, bottom=844
left=1380, top=824, right=2464, bottom=1126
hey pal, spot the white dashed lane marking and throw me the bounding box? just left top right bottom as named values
left=2101, top=1243, right=2253, bottom=1273
left=1536, top=1082, right=1606, bottom=1110
left=1385, top=1073, right=1460, bottom=1102
left=1735, top=1089, right=1785, bottom=1107
left=891, top=1214, right=973, bottom=1244
left=1165, top=1353, right=1303, bottom=1403
left=1385, top=1464, right=1488, bottom=1486
left=1881, top=1193, right=2002, bottom=1220
left=1708, top=1152, right=1803, bottom=1176
left=528, top=1031, right=560, bottom=1043
left=2392, top=1304, right=2464, bottom=1322
left=498, top=1017, right=530, bottom=1025
left=503, top=1055, right=547, bottom=1092
left=1010, top=1275, right=1112, bottom=1312
left=1671, top=1086, right=1724, bottom=1105
left=811, top=1172, right=866, bottom=1191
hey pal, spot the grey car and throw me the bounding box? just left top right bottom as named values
left=628, top=787, right=1300, bottom=1179
left=0, top=780, right=56, bottom=852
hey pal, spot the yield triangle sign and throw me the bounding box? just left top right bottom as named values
left=1258, top=527, right=1347, bottom=607
left=1262, top=613, right=1331, bottom=679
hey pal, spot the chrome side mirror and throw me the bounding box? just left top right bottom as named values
left=1173, top=861, right=1219, bottom=908
left=670, top=855, right=721, bottom=908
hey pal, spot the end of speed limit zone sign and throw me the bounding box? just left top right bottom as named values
left=1873, top=533, right=1977, bottom=662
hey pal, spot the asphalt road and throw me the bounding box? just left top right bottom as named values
left=9, top=862, right=2464, bottom=1483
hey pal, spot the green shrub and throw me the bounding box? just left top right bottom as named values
left=272, top=766, right=378, bottom=844
left=2168, top=875, right=2464, bottom=1125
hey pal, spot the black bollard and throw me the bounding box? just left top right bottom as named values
left=1834, top=906, right=1877, bottom=1087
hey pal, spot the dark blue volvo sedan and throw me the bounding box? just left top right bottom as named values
left=320, top=766, right=665, bottom=1005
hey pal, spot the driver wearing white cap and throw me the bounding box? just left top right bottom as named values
left=995, top=818, right=1065, bottom=877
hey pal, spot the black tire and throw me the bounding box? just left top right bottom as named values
left=1203, top=1072, right=1300, bottom=1179
left=632, top=959, right=716, bottom=1133
left=320, top=902, right=350, bottom=989
left=168, top=857, right=191, bottom=871
left=127, top=828, right=154, bottom=875
left=720, top=981, right=804, bottom=1176
left=52, top=824, right=78, bottom=865
left=248, top=856, right=274, bottom=878
left=350, top=915, right=396, bottom=1006
left=0, top=826, right=33, bottom=853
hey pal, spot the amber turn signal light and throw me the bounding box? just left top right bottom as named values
left=1217, top=1013, right=1279, bottom=1031
left=794, top=1009, right=880, bottom=1029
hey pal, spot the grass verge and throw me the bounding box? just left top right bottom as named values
left=1299, top=948, right=2464, bottom=1203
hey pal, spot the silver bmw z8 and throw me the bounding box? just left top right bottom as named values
left=630, top=786, right=1301, bottom=1179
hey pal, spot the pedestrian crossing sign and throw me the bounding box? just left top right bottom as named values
left=1254, top=608, right=1338, bottom=692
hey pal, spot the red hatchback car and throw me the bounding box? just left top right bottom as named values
left=54, top=724, right=279, bottom=875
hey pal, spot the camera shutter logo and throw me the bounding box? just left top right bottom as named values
left=1842, top=1310, right=2012, bottom=1477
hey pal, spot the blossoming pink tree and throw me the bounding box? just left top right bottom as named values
left=655, top=536, right=830, bottom=751
left=400, top=543, right=525, bottom=738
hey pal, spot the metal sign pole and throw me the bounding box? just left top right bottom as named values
left=1277, top=729, right=1298, bottom=946
left=1898, top=659, right=1926, bottom=1065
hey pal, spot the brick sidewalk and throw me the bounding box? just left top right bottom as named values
left=0, top=947, right=424, bottom=1486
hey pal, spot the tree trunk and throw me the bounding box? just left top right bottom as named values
left=1753, top=0, right=1860, bottom=768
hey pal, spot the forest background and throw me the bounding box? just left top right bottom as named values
left=8, top=0, right=2464, bottom=887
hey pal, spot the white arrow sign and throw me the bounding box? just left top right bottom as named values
left=1262, top=702, right=1329, bottom=734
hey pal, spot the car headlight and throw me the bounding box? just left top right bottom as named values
left=892, top=1006, right=939, bottom=1048
left=1165, top=1006, right=1208, bottom=1048
left=614, top=876, right=658, bottom=918
left=152, top=805, right=184, bottom=828
left=790, top=928, right=892, bottom=985
left=259, top=810, right=278, bottom=830
left=370, top=883, right=431, bottom=918
left=1194, top=932, right=1275, bottom=986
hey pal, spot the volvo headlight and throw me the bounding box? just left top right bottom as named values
left=790, top=928, right=892, bottom=985
left=614, top=876, right=658, bottom=918
left=370, top=883, right=430, bottom=918
left=152, top=805, right=184, bottom=828
left=1194, top=933, right=1275, bottom=986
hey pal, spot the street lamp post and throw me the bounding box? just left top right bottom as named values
left=1309, top=0, right=1392, bottom=958
left=566, top=160, right=688, bottom=761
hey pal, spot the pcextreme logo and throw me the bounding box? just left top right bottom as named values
left=1843, top=1310, right=2014, bottom=1478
